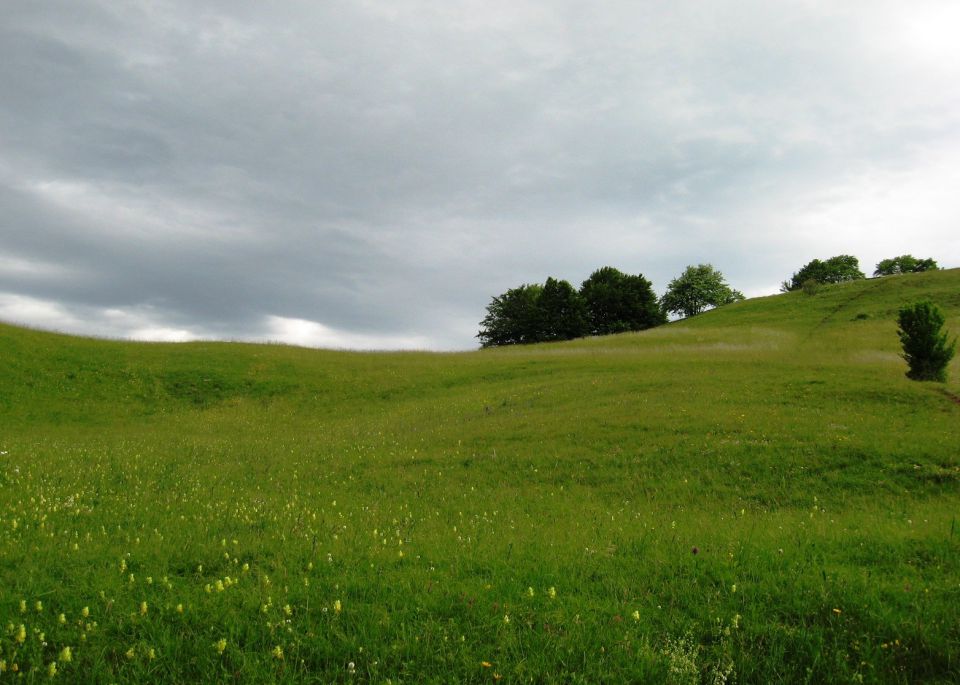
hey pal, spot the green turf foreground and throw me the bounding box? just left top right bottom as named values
left=1, top=269, right=958, bottom=683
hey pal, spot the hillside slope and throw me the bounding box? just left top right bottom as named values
left=0, top=268, right=958, bottom=683
left=2, top=268, right=957, bottom=425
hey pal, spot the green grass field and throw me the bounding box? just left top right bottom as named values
left=1, top=269, right=958, bottom=683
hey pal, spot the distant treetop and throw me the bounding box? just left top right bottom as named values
left=874, top=255, right=938, bottom=277
left=660, top=264, right=744, bottom=319
left=478, top=266, right=664, bottom=348
left=781, top=255, right=865, bottom=292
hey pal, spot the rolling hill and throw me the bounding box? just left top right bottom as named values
left=0, top=268, right=958, bottom=683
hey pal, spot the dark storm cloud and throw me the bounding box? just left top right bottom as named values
left=1, top=1, right=958, bottom=348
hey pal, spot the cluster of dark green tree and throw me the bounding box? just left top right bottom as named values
left=781, top=255, right=865, bottom=292
left=478, top=264, right=744, bottom=347
left=782, top=253, right=939, bottom=292
left=874, top=255, right=938, bottom=276
left=477, top=267, right=664, bottom=347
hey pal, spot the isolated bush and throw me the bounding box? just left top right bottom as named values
left=801, top=278, right=819, bottom=296
left=897, top=302, right=956, bottom=382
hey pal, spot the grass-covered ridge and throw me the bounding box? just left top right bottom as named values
left=1, top=269, right=958, bottom=683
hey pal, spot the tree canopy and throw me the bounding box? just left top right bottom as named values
left=781, top=255, right=865, bottom=292
left=478, top=267, right=665, bottom=347
left=580, top=267, right=665, bottom=335
left=660, top=264, right=744, bottom=319
left=538, top=277, right=590, bottom=342
left=476, top=283, right=543, bottom=348
left=874, top=255, right=938, bottom=277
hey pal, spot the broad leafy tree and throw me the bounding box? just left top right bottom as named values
left=538, top=277, right=589, bottom=342
left=477, top=283, right=543, bottom=348
left=580, top=267, right=666, bottom=335
left=874, top=255, right=938, bottom=276
left=782, top=255, right=865, bottom=292
left=660, top=264, right=744, bottom=319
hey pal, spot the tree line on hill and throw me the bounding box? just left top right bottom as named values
left=477, top=264, right=741, bottom=347
left=479, top=253, right=942, bottom=348
left=780, top=253, right=939, bottom=292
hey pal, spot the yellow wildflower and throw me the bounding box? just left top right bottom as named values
left=19, top=600, right=26, bottom=613
left=547, top=587, right=557, bottom=599
left=58, top=613, right=66, bottom=625
left=48, top=661, right=57, bottom=678
left=176, top=604, right=184, bottom=614
left=632, top=610, right=640, bottom=621
left=35, top=600, right=43, bottom=612
left=16, top=624, right=26, bottom=643
left=60, top=647, right=72, bottom=662
left=216, top=638, right=227, bottom=655
left=139, top=601, right=148, bottom=616
left=333, top=599, right=342, bottom=614
left=81, top=607, right=89, bottom=618
left=272, top=645, right=284, bottom=660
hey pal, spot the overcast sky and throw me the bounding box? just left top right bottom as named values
left=2, top=1, right=958, bottom=350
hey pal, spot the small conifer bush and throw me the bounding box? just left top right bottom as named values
left=897, top=301, right=956, bottom=382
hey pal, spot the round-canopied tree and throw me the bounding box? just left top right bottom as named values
left=782, top=255, right=865, bottom=291
left=477, top=283, right=543, bottom=348
left=537, top=277, right=589, bottom=342
left=580, top=266, right=665, bottom=335
left=660, top=264, right=744, bottom=319
left=874, top=255, right=938, bottom=276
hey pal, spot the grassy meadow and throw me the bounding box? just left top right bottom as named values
left=1, top=269, right=958, bottom=683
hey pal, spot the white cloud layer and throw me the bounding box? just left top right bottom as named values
left=1, top=0, right=958, bottom=349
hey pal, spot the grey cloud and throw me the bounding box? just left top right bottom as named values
left=2, top=1, right=958, bottom=349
